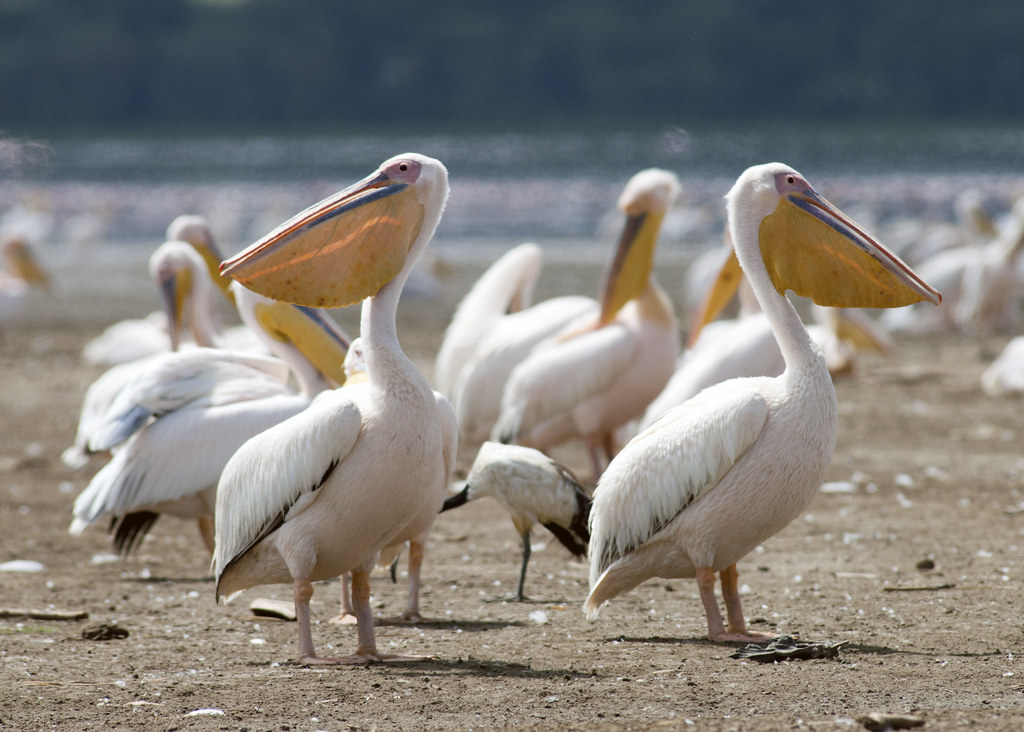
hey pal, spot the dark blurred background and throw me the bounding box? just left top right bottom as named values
left=2, top=0, right=1022, bottom=136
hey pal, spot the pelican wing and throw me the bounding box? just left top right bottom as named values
left=87, top=349, right=291, bottom=452
left=589, top=384, right=769, bottom=583
left=70, top=391, right=309, bottom=530
left=213, top=388, right=365, bottom=587
left=494, top=321, right=635, bottom=443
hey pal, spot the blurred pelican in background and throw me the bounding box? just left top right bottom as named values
left=433, top=242, right=543, bottom=397
left=448, top=256, right=598, bottom=451
left=493, top=168, right=682, bottom=478
left=883, top=195, right=1024, bottom=335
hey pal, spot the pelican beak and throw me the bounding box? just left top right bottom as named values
left=759, top=185, right=941, bottom=308
left=192, top=240, right=235, bottom=305
left=598, top=209, right=663, bottom=326
left=220, top=169, right=425, bottom=308
left=687, top=241, right=743, bottom=347
left=158, top=268, right=191, bottom=352
left=8, top=241, right=50, bottom=290
left=252, top=300, right=351, bottom=386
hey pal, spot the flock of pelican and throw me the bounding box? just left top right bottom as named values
left=52, top=153, right=959, bottom=664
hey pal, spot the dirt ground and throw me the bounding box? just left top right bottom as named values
left=3, top=255, right=1024, bottom=731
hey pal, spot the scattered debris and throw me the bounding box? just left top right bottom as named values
left=857, top=711, right=925, bottom=730
left=249, top=598, right=296, bottom=621
left=915, top=558, right=935, bottom=571
left=0, top=608, right=89, bottom=621
left=81, top=623, right=129, bottom=641
left=882, top=583, right=955, bottom=593
left=730, top=635, right=846, bottom=662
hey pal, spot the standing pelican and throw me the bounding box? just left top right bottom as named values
left=441, top=441, right=590, bottom=601
left=213, top=153, right=454, bottom=664
left=433, top=242, right=543, bottom=397
left=584, top=163, right=939, bottom=643
left=68, top=284, right=350, bottom=554
left=494, top=169, right=682, bottom=477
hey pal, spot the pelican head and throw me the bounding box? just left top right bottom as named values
left=221, top=154, right=448, bottom=308
left=598, top=168, right=680, bottom=325
left=149, top=239, right=211, bottom=351
left=728, top=163, right=941, bottom=310
left=166, top=215, right=234, bottom=303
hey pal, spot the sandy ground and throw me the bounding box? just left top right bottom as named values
left=3, top=254, right=1024, bottom=731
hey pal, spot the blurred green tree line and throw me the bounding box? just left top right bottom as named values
left=1, top=0, right=1022, bottom=134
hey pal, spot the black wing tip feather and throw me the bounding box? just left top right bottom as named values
left=110, top=511, right=160, bottom=556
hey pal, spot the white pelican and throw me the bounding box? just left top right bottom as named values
left=68, top=284, right=349, bottom=554
left=213, top=153, right=455, bottom=664
left=433, top=242, right=543, bottom=397
left=331, top=337, right=458, bottom=626
left=493, top=168, right=682, bottom=477
left=0, top=235, right=50, bottom=325
left=441, top=441, right=590, bottom=601
left=584, top=163, right=939, bottom=643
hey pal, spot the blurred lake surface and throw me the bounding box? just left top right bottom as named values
left=4, top=126, right=1024, bottom=263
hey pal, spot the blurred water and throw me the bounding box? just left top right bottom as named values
left=3, top=127, right=1024, bottom=259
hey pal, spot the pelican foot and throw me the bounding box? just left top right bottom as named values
left=327, top=613, right=359, bottom=626
left=708, top=629, right=779, bottom=644
left=383, top=611, right=427, bottom=624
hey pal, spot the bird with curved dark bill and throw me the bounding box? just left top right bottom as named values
left=442, top=441, right=590, bottom=602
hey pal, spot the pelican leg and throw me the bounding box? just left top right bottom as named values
left=390, top=540, right=424, bottom=622
left=516, top=528, right=531, bottom=601
left=293, top=577, right=341, bottom=665
left=586, top=440, right=605, bottom=483
left=345, top=569, right=432, bottom=663
left=720, top=563, right=776, bottom=642
left=196, top=516, right=215, bottom=554
left=696, top=566, right=773, bottom=644
left=328, top=574, right=358, bottom=625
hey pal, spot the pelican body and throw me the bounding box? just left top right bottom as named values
left=213, top=153, right=454, bottom=664
left=585, top=163, right=939, bottom=643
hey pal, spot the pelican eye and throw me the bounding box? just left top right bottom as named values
left=786, top=175, right=795, bottom=184
left=398, top=162, right=409, bottom=172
